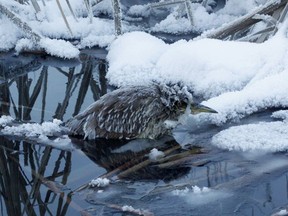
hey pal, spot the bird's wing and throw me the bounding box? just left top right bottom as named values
left=95, top=87, right=165, bottom=138
left=67, top=86, right=166, bottom=139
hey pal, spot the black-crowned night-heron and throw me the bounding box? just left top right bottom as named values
left=66, top=83, right=217, bottom=140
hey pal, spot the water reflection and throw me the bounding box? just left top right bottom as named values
left=71, top=137, right=192, bottom=181
left=0, top=51, right=109, bottom=123
left=0, top=136, right=72, bottom=216
left=0, top=51, right=109, bottom=216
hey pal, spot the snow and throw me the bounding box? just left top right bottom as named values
left=151, top=0, right=266, bottom=34
left=0, top=0, right=270, bottom=58
left=0, top=116, right=14, bottom=126
left=212, top=120, right=288, bottom=152
left=2, top=119, right=63, bottom=140
left=148, top=148, right=165, bottom=161
left=89, top=178, right=110, bottom=187
left=271, top=110, right=288, bottom=120
left=171, top=186, right=230, bottom=205
left=172, top=186, right=211, bottom=196
left=0, top=17, right=21, bottom=51
left=39, top=38, right=80, bottom=59
left=272, top=209, right=288, bottom=216
left=0, top=0, right=134, bottom=57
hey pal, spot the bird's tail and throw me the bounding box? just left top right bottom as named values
left=65, top=116, right=86, bottom=137
left=65, top=112, right=98, bottom=140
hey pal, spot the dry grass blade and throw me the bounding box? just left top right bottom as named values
left=65, top=0, right=78, bottom=22
left=30, top=0, right=41, bottom=13
left=42, top=180, right=63, bottom=193
left=117, top=145, right=181, bottom=179
left=73, top=61, right=93, bottom=116
left=184, top=0, right=194, bottom=26
left=56, top=0, right=73, bottom=36
left=156, top=156, right=210, bottom=169
left=150, top=0, right=185, bottom=8
left=156, top=147, right=203, bottom=164
left=73, top=144, right=181, bottom=192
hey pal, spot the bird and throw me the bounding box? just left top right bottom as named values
left=66, top=83, right=217, bottom=140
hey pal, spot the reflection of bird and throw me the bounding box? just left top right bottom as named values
left=66, top=83, right=217, bottom=140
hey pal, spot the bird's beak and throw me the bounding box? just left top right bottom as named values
left=191, top=104, right=218, bottom=114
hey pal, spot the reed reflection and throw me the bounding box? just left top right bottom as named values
left=0, top=136, right=72, bottom=216
left=0, top=51, right=108, bottom=215
left=0, top=52, right=108, bottom=123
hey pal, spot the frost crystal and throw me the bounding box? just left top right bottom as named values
left=149, top=148, right=165, bottom=161
left=89, top=178, right=110, bottom=188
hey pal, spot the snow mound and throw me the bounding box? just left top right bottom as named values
left=107, top=31, right=168, bottom=87
left=212, top=120, right=288, bottom=152
left=107, top=29, right=288, bottom=125
left=271, top=110, right=288, bottom=120
left=39, top=38, right=80, bottom=59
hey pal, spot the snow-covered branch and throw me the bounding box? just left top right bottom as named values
left=111, top=0, right=122, bottom=35
left=201, top=0, right=288, bottom=40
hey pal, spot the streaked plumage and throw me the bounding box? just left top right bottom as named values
left=66, top=83, right=217, bottom=140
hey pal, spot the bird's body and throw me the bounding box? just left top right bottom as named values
left=66, top=83, right=217, bottom=140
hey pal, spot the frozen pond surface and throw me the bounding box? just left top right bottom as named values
left=1, top=50, right=288, bottom=216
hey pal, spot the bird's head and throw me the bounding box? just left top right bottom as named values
left=157, top=82, right=217, bottom=115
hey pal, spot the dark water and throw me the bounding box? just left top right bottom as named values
left=1, top=50, right=288, bottom=216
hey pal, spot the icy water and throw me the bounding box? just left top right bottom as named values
left=1, top=51, right=288, bottom=216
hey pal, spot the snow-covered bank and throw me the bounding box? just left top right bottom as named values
left=0, top=0, right=136, bottom=58
left=106, top=26, right=288, bottom=152
left=0, top=116, right=73, bottom=150
left=107, top=30, right=288, bottom=121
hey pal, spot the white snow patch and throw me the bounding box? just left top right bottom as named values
left=15, top=38, right=35, bottom=54
left=152, top=12, right=193, bottom=34
left=127, top=5, right=150, bottom=17
left=171, top=187, right=190, bottom=196
left=107, top=31, right=168, bottom=87
left=0, top=17, right=21, bottom=51
left=272, top=209, right=288, bottom=216
left=0, top=116, right=14, bottom=126
left=212, top=120, right=288, bottom=152
left=148, top=148, right=165, bottom=161
left=121, top=205, right=150, bottom=215
left=39, top=38, right=80, bottom=59
left=2, top=119, right=63, bottom=141
left=172, top=186, right=210, bottom=196
left=49, top=135, right=73, bottom=150
left=172, top=186, right=229, bottom=206
left=271, top=110, right=288, bottom=121
left=89, top=178, right=110, bottom=188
